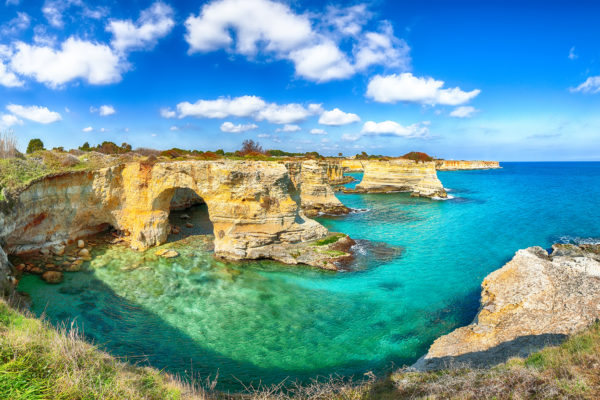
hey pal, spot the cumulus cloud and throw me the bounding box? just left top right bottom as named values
left=99, top=105, right=116, bottom=116
left=353, top=22, right=410, bottom=71
left=171, top=95, right=320, bottom=125
left=341, top=133, right=360, bottom=142
left=160, top=108, right=176, bottom=118
left=570, top=76, right=600, bottom=94
left=10, top=37, right=122, bottom=88
left=361, top=120, right=429, bottom=138
left=177, top=96, right=266, bottom=119
left=366, top=73, right=481, bottom=105
left=6, top=104, right=62, bottom=124
left=107, top=2, right=175, bottom=53
left=42, top=0, right=107, bottom=28
left=318, top=108, right=360, bottom=126
left=276, top=124, right=301, bottom=132
left=1, top=12, right=31, bottom=36
left=82, top=126, right=93, bottom=132
left=449, top=106, right=477, bottom=118
left=0, top=61, right=23, bottom=87
left=310, top=128, right=327, bottom=135
left=256, top=103, right=318, bottom=124
left=220, top=121, right=258, bottom=133
left=0, top=113, right=23, bottom=127
left=184, top=0, right=411, bottom=82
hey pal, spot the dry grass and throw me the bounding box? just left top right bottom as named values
left=1, top=294, right=600, bottom=399
left=0, top=130, right=18, bottom=159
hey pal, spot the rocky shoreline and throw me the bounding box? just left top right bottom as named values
left=415, top=243, right=600, bottom=370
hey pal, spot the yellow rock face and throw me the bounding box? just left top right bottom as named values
left=285, top=160, right=350, bottom=216
left=354, top=159, right=447, bottom=198
left=415, top=246, right=600, bottom=370
left=1, top=160, right=330, bottom=263
left=340, top=159, right=366, bottom=172
left=435, top=160, right=500, bottom=170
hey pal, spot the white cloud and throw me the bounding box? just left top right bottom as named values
left=0, top=114, right=23, bottom=127
left=184, top=0, right=411, bottom=83
left=82, top=126, right=93, bottom=132
left=354, top=22, right=410, bottom=71
left=257, top=133, right=270, bottom=138
left=318, top=108, right=360, bottom=126
left=6, top=104, right=62, bottom=124
left=6, top=0, right=20, bottom=5
left=570, top=76, right=600, bottom=94
left=288, top=41, right=354, bottom=82
left=366, top=73, right=481, bottom=105
left=99, top=105, right=115, bottom=116
left=107, top=2, right=175, bottom=53
left=10, top=37, right=122, bottom=88
left=341, top=133, right=360, bottom=142
left=1, top=12, right=31, bottom=36
left=220, top=121, right=258, bottom=133
left=450, top=106, right=477, bottom=118
left=185, top=0, right=312, bottom=55
left=568, top=46, right=578, bottom=60
left=276, top=124, right=301, bottom=132
left=0, top=61, right=23, bottom=87
left=160, top=108, right=176, bottom=118
left=256, top=103, right=318, bottom=124
left=171, top=95, right=321, bottom=124
left=361, top=120, right=429, bottom=138
left=177, top=96, right=266, bottom=119
left=310, top=128, right=327, bottom=135
left=169, top=125, right=178, bottom=131
left=42, top=0, right=108, bottom=28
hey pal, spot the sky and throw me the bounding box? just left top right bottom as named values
left=1, top=0, right=600, bottom=161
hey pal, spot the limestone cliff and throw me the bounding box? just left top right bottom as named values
left=0, top=160, right=356, bottom=273
left=322, top=160, right=354, bottom=185
left=352, top=160, right=447, bottom=198
left=0, top=246, right=11, bottom=295
left=340, top=159, right=366, bottom=172
left=285, top=160, right=350, bottom=216
left=415, top=244, right=600, bottom=370
left=435, top=160, right=500, bottom=171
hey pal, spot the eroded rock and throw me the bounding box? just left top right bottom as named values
left=414, top=244, right=600, bottom=370
left=41, top=270, right=63, bottom=284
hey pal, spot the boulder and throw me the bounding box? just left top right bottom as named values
left=41, top=271, right=63, bottom=284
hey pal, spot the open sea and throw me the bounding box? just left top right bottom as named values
left=17, top=162, right=600, bottom=391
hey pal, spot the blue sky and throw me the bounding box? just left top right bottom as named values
left=1, top=0, right=599, bottom=160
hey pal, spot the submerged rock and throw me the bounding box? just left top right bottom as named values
left=155, top=249, right=179, bottom=258
left=77, top=240, right=85, bottom=248
left=414, top=244, right=600, bottom=370
left=41, top=270, right=63, bottom=284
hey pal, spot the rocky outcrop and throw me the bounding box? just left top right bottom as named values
left=340, top=159, right=365, bottom=172
left=286, top=160, right=350, bottom=217
left=435, top=160, right=500, bottom=171
left=0, top=246, right=12, bottom=295
left=415, top=244, right=600, bottom=370
left=0, top=160, right=354, bottom=273
left=351, top=160, right=447, bottom=198
left=322, top=160, right=354, bottom=185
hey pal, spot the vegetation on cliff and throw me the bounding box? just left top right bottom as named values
left=1, top=294, right=599, bottom=399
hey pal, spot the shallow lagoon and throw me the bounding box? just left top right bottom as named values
left=18, top=162, right=600, bottom=390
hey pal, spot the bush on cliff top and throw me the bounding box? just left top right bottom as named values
left=400, top=152, right=433, bottom=162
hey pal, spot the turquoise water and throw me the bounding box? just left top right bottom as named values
left=17, top=162, right=600, bottom=391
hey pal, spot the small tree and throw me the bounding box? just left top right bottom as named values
left=26, top=138, right=44, bottom=154
left=79, top=142, right=91, bottom=152
left=215, top=149, right=225, bottom=156
left=338, top=152, right=343, bottom=157
left=239, top=139, right=263, bottom=156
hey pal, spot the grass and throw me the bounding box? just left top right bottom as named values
left=313, top=234, right=344, bottom=246
left=1, top=295, right=600, bottom=399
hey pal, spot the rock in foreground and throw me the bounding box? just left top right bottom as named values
left=415, top=244, right=600, bottom=370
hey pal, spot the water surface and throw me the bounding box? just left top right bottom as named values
left=18, top=162, right=600, bottom=390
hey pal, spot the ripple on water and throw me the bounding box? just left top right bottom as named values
left=16, top=163, right=600, bottom=390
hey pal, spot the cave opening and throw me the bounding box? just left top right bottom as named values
left=166, top=188, right=213, bottom=242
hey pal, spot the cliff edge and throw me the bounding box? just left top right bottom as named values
left=415, top=244, right=600, bottom=370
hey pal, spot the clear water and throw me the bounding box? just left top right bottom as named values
left=17, top=162, right=600, bottom=391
